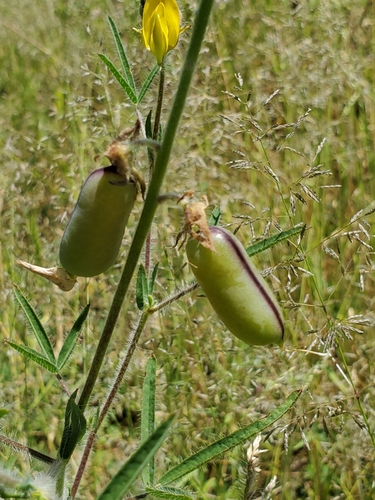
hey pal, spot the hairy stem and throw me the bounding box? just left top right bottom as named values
left=0, top=434, right=55, bottom=465
left=149, top=282, right=199, bottom=313
left=72, top=311, right=150, bottom=498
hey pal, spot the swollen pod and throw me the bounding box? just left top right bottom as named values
left=59, top=165, right=137, bottom=277
left=186, top=226, right=284, bottom=346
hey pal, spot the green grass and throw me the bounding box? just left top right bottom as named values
left=1, top=0, right=375, bottom=498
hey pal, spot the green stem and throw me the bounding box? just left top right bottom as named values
left=152, top=63, right=165, bottom=144
left=146, top=64, right=165, bottom=273
left=49, top=459, right=68, bottom=500
left=77, top=0, right=215, bottom=413
left=55, top=464, right=67, bottom=499
left=149, top=282, right=199, bottom=313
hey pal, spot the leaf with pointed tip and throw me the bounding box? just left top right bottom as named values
left=246, top=225, right=305, bottom=257
left=145, top=485, right=196, bottom=499
left=138, top=64, right=160, bottom=103
left=107, top=16, right=136, bottom=95
left=141, top=356, right=157, bottom=486
left=13, top=285, right=56, bottom=364
left=98, top=416, right=175, bottom=500
left=144, top=110, right=155, bottom=165
left=136, top=264, right=149, bottom=310
left=159, top=390, right=301, bottom=485
left=59, top=390, right=87, bottom=459
left=57, top=304, right=90, bottom=371
left=5, top=340, right=58, bottom=373
left=98, top=54, right=138, bottom=104
left=208, top=206, right=221, bottom=226
left=145, top=110, right=153, bottom=139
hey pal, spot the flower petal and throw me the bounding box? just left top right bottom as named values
left=164, top=0, right=181, bottom=50
left=149, top=3, right=169, bottom=64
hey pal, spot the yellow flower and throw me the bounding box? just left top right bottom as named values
left=138, top=0, right=185, bottom=64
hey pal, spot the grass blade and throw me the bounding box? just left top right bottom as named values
left=159, top=390, right=301, bottom=486
left=5, top=340, right=57, bottom=373
left=98, top=415, right=175, bottom=500
left=98, top=53, right=138, bottom=104
left=107, top=16, right=136, bottom=96
left=246, top=224, right=305, bottom=257
left=145, top=485, right=196, bottom=499
left=141, top=355, right=157, bottom=486
left=138, top=64, right=160, bottom=103
left=57, top=304, right=90, bottom=371
left=13, top=286, right=55, bottom=364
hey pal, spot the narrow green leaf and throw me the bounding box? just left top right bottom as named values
left=107, top=16, right=137, bottom=96
left=144, top=109, right=155, bottom=167
left=0, top=434, right=55, bottom=465
left=246, top=224, right=305, bottom=257
left=145, top=485, right=196, bottom=499
left=208, top=206, right=221, bottom=226
left=141, top=355, right=157, bottom=486
left=13, top=286, right=56, bottom=363
left=136, top=264, right=149, bottom=310
left=5, top=340, right=58, bottom=373
left=149, top=262, right=159, bottom=296
left=59, top=390, right=87, bottom=459
left=159, top=390, right=301, bottom=486
left=98, top=416, right=175, bottom=500
left=98, top=53, right=138, bottom=104
left=57, top=304, right=90, bottom=371
left=138, top=64, right=160, bottom=103
left=145, top=110, right=153, bottom=139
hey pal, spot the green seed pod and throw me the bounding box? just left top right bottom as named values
left=186, top=226, right=284, bottom=346
left=59, top=165, right=137, bottom=277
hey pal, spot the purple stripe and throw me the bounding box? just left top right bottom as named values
left=211, top=227, right=284, bottom=338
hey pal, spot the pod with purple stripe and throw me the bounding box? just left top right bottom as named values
left=186, top=226, right=284, bottom=346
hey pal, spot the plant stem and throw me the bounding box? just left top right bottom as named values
left=243, top=466, right=258, bottom=500
left=77, top=0, right=215, bottom=413
left=149, top=282, right=199, bottom=313
left=71, top=311, right=150, bottom=498
left=52, top=459, right=68, bottom=500
left=336, top=342, right=375, bottom=448
left=0, top=434, right=55, bottom=465
left=145, top=64, right=165, bottom=273
left=152, top=64, right=165, bottom=144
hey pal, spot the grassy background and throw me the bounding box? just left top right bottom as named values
left=1, top=0, right=375, bottom=498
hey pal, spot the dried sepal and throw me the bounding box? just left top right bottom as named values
left=17, top=260, right=77, bottom=292
left=103, top=120, right=146, bottom=198
left=175, top=191, right=215, bottom=251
